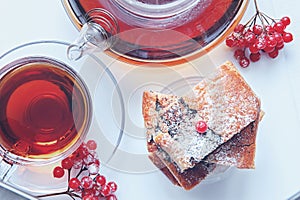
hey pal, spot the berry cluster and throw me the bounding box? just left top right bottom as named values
left=225, top=0, right=293, bottom=67
left=39, top=140, right=118, bottom=200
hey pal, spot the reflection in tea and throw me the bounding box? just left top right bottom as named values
left=0, top=58, right=90, bottom=159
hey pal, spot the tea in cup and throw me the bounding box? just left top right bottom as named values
left=0, top=56, right=92, bottom=179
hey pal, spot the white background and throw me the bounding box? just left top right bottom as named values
left=0, top=0, right=300, bottom=199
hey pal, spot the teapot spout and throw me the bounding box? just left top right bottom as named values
left=67, top=8, right=119, bottom=61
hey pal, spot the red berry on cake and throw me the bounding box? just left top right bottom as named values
left=195, top=121, right=208, bottom=134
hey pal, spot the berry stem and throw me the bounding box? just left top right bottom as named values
left=75, top=164, right=87, bottom=178
left=253, top=14, right=258, bottom=27
left=70, top=196, right=75, bottom=200
left=254, top=0, right=260, bottom=13
left=38, top=170, right=78, bottom=199
left=67, top=168, right=71, bottom=192
left=260, top=13, right=270, bottom=25
left=261, top=12, right=276, bottom=23
left=257, top=13, right=266, bottom=28
left=37, top=191, right=74, bottom=198
left=38, top=168, right=84, bottom=199
left=37, top=188, right=82, bottom=199
left=253, top=0, right=268, bottom=28
left=245, top=14, right=256, bottom=27
left=250, top=15, right=257, bottom=27
left=69, top=192, right=82, bottom=199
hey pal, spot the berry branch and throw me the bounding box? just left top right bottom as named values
left=37, top=140, right=118, bottom=200
left=225, top=0, right=293, bottom=67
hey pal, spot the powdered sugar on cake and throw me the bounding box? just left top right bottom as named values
left=143, top=62, right=260, bottom=172
left=193, top=64, right=260, bottom=141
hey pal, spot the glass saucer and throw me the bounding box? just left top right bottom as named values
left=0, top=40, right=125, bottom=195
left=98, top=52, right=218, bottom=174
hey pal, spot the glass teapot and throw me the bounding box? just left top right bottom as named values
left=63, top=0, right=248, bottom=63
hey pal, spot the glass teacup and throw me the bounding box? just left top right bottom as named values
left=0, top=56, right=92, bottom=181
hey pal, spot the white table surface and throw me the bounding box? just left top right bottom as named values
left=1, top=0, right=300, bottom=200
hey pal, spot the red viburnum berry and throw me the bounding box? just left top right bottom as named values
left=81, top=176, right=93, bottom=189
left=96, top=175, right=106, bottom=186
left=69, top=177, right=81, bottom=190
left=101, top=185, right=112, bottom=197
left=195, top=121, right=208, bottom=134
left=281, top=16, right=291, bottom=26
left=282, top=32, right=293, bottom=43
left=239, top=57, right=250, bottom=68
left=86, top=140, right=97, bottom=150
left=106, top=194, right=118, bottom=200
left=268, top=49, right=279, bottom=58
left=61, top=157, right=73, bottom=169
left=53, top=166, right=65, bottom=178
left=107, top=181, right=118, bottom=193
left=250, top=52, right=261, bottom=62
